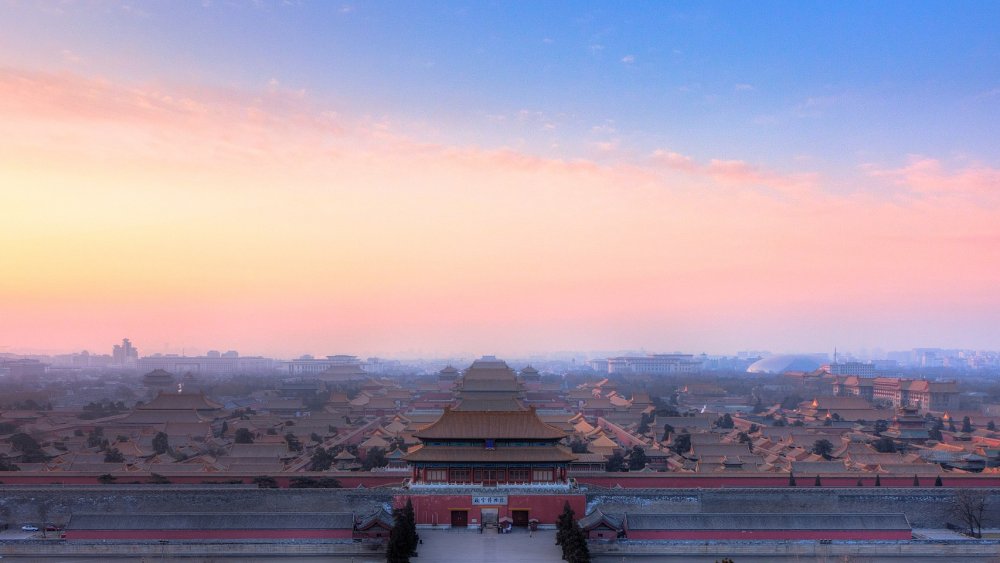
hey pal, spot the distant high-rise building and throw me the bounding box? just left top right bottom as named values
left=112, top=338, right=139, bottom=368
left=828, top=361, right=876, bottom=377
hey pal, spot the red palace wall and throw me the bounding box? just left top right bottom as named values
left=572, top=473, right=1000, bottom=488
left=63, top=529, right=353, bottom=540
left=627, top=529, right=911, bottom=541
left=395, top=493, right=586, bottom=527
left=4, top=472, right=998, bottom=488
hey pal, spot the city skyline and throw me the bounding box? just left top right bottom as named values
left=2, top=2, right=998, bottom=357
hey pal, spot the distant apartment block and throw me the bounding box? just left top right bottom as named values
left=591, top=354, right=701, bottom=374
left=138, top=351, right=274, bottom=375
left=112, top=338, right=139, bottom=368
left=828, top=361, right=876, bottom=377
left=834, top=375, right=958, bottom=412
left=0, top=358, right=47, bottom=379
left=282, top=354, right=363, bottom=375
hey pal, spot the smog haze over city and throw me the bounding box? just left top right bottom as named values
left=2, top=2, right=998, bottom=359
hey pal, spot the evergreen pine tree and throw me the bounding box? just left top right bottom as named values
left=874, top=474, right=881, bottom=487
left=788, top=472, right=796, bottom=487
left=556, top=501, right=574, bottom=549
left=934, top=475, right=943, bottom=487
left=403, top=498, right=418, bottom=555
left=386, top=509, right=410, bottom=563
left=814, top=475, right=821, bottom=487
left=913, top=474, right=920, bottom=487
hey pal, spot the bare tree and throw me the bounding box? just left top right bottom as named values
left=950, top=489, right=987, bottom=538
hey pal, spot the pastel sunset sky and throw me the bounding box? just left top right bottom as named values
left=1, top=2, right=998, bottom=358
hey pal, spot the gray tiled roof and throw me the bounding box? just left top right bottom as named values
left=68, top=512, right=355, bottom=530
left=625, top=512, right=910, bottom=531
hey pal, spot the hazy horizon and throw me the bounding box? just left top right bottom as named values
left=2, top=3, right=998, bottom=358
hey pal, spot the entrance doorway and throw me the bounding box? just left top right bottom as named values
left=512, top=510, right=530, bottom=527
left=480, top=508, right=499, bottom=528
left=450, top=510, right=468, bottom=528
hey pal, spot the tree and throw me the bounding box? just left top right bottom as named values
left=780, top=394, right=803, bottom=410
left=556, top=501, right=575, bottom=547
left=284, top=433, right=302, bottom=452
left=752, top=396, right=765, bottom=413
left=364, top=447, right=389, bottom=470
left=0, top=454, right=19, bottom=471
left=661, top=423, right=674, bottom=442
left=149, top=473, right=171, bottom=484
left=811, top=439, right=834, bottom=459
left=670, top=433, right=691, bottom=455
left=628, top=446, right=647, bottom=471
left=556, top=501, right=590, bottom=562
left=961, top=416, right=973, bottom=433
left=308, top=447, right=334, bottom=471
left=97, top=473, right=116, bottom=484
left=386, top=508, right=411, bottom=563
left=736, top=432, right=753, bottom=452
left=569, top=438, right=589, bottom=454
left=289, top=476, right=341, bottom=488
left=934, top=475, right=943, bottom=487
left=104, top=448, right=124, bottom=463
left=814, top=475, right=822, bottom=487
left=987, top=420, right=996, bottom=431
left=716, top=413, right=734, bottom=429
left=252, top=475, right=279, bottom=488
left=788, top=472, right=796, bottom=487
left=872, top=437, right=897, bottom=453
left=928, top=428, right=944, bottom=441
left=152, top=432, right=169, bottom=455
left=874, top=419, right=889, bottom=436
left=402, top=498, right=418, bottom=556
left=234, top=428, right=254, bottom=444
left=950, top=489, right=987, bottom=538
left=637, top=413, right=651, bottom=435
left=605, top=452, right=625, bottom=472
left=874, top=474, right=881, bottom=487
left=10, top=432, right=46, bottom=462
left=912, top=474, right=920, bottom=487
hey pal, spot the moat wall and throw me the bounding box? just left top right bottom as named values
left=585, top=487, right=1000, bottom=528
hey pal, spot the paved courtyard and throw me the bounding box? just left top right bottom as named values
left=416, top=527, right=564, bottom=562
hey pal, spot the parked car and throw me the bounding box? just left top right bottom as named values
left=21, top=525, right=39, bottom=532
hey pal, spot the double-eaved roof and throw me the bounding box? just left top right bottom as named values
left=404, top=444, right=576, bottom=463
left=413, top=408, right=566, bottom=440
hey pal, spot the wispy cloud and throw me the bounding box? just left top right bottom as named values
left=651, top=149, right=816, bottom=195
left=866, top=156, right=1000, bottom=202
left=621, top=54, right=635, bottom=64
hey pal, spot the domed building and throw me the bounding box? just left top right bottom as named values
left=746, top=354, right=824, bottom=374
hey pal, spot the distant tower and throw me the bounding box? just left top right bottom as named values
left=112, top=338, right=139, bottom=368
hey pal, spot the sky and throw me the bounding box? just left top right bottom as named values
left=1, top=1, right=998, bottom=359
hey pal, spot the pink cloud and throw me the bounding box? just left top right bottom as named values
left=651, top=149, right=816, bottom=195
left=867, top=156, right=1000, bottom=201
